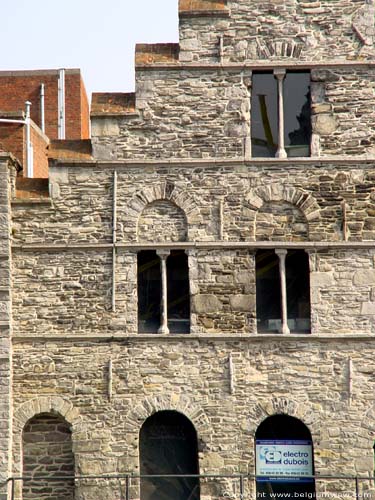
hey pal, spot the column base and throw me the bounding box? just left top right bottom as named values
left=158, top=325, right=170, bottom=334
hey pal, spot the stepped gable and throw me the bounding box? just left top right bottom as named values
left=91, top=93, right=136, bottom=116
left=135, top=43, right=180, bottom=65
left=179, top=0, right=229, bottom=16
left=48, top=140, right=92, bottom=161
left=15, top=177, right=49, bottom=199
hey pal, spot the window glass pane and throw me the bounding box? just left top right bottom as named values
left=138, top=251, right=161, bottom=333
left=251, top=73, right=278, bottom=158
left=286, top=250, right=311, bottom=333
left=284, top=72, right=311, bottom=157
left=167, top=251, right=190, bottom=334
left=256, top=250, right=281, bottom=333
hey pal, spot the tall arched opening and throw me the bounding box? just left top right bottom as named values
left=140, top=410, right=200, bottom=500
left=22, top=413, right=74, bottom=500
left=255, top=415, right=315, bottom=499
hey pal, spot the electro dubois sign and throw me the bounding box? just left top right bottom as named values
left=256, top=440, right=313, bottom=482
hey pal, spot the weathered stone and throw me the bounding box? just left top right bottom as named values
left=193, top=294, right=223, bottom=313
left=229, top=294, right=254, bottom=312
left=353, top=270, right=375, bottom=286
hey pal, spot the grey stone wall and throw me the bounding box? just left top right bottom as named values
left=0, top=158, right=13, bottom=500
left=138, top=200, right=188, bottom=242
left=10, top=162, right=375, bottom=337
left=10, top=338, right=375, bottom=497
left=12, top=162, right=375, bottom=245
left=179, top=0, right=375, bottom=63
left=8, top=1, right=375, bottom=496
left=255, top=201, right=308, bottom=241
left=91, top=67, right=375, bottom=160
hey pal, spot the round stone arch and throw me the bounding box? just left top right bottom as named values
left=127, top=181, right=201, bottom=241
left=137, top=199, right=188, bottom=243
left=248, top=397, right=321, bottom=442
left=358, top=404, right=375, bottom=447
left=126, top=394, right=211, bottom=453
left=13, top=396, right=82, bottom=476
left=245, top=184, right=321, bottom=240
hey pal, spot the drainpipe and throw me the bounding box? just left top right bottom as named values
left=58, top=68, right=66, bottom=139
left=40, top=83, right=45, bottom=134
left=0, top=101, right=33, bottom=177
left=25, top=101, right=33, bottom=177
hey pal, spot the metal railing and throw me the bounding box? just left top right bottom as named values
left=6, top=473, right=375, bottom=500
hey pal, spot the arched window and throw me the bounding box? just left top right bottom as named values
left=140, top=411, right=200, bottom=500
left=23, top=413, right=74, bottom=500
left=255, top=415, right=315, bottom=499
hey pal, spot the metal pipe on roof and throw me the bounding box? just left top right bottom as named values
left=40, top=83, right=45, bottom=134
left=0, top=105, right=33, bottom=176
left=0, top=118, right=26, bottom=125
left=58, top=68, right=66, bottom=139
left=25, top=101, right=33, bottom=177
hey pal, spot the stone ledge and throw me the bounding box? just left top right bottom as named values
left=50, top=155, right=375, bottom=168
left=11, top=198, right=52, bottom=206
left=11, top=241, right=375, bottom=252
left=91, top=93, right=136, bottom=116
left=12, top=333, right=375, bottom=343
left=136, top=60, right=375, bottom=71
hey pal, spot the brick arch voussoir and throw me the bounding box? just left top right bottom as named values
left=13, top=396, right=82, bottom=434
left=126, top=394, right=211, bottom=440
left=129, top=182, right=199, bottom=224
left=359, top=405, right=375, bottom=440
left=248, top=397, right=321, bottom=442
left=246, top=184, right=321, bottom=223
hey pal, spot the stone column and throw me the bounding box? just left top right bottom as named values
left=157, top=250, right=170, bottom=334
left=274, top=69, right=287, bottom=159
left=275, top=249, right=290, bottom=334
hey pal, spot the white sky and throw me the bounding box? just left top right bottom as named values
left=0, top=0, right=179, bottom=100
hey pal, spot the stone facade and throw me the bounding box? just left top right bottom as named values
left=3, top=0, right=375, bottom=499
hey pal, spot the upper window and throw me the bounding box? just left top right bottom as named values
left=256, top=249, right=311, bottom=334
left=137, top=250, right=190, bottom=334
left=251, top=71, right=311, bottom=158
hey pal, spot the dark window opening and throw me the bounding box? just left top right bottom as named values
left=256, top=415, right=315, bottom=500
left=140, top=410, right=200, bottom=500
left=284, top=72, right=311, bottom=157
left=138, top=250, right=191, bottom=334
left=167, top=251, right=190, bottom=334
left=251, top=73, right=278, bottom=158
left=138, top=250, right=161, bottom=333
left=251, top=72, right=311, bottom=158
left=286, top=250, right=311, bottom=333
left=256, top=250, right=281, bottom=333
left=256, top=250, right=311, bottom=333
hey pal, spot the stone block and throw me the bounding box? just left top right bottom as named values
left=353, top=270, right=375, bottom=286
left=310, top=272, right=335, bottom=287
left=91, top=117, right=120, bottom=137
left=361, top=302, right=375, bottom=315
left=229, top=294, right=255, bottom=312
left=192, top=294, right=223, bottom=313
left=312, top=114, right=337, bottom=135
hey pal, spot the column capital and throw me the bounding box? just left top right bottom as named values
left=275, top=249, right=288, bottom=258
left=273, top=68, right=286, bottom=79
left=156, top=249, right=170, bottom=259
